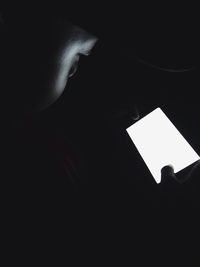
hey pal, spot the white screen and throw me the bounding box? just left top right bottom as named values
left=126, top=108, right=200, bottom=183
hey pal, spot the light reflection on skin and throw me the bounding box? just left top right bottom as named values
left=35, top=22, right=98, bottom=112
left=0, top=13, right=98, bottom=115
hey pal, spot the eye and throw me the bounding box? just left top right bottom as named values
left=69, top=55, right=80, bottom=78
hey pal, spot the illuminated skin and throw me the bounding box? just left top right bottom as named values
left=1, top=15, right=98, bottom=114
left=1, top=10, right=197, bottom=186
left=161, top=161, right=200, bottom=184
left=34, top=22, right=98, bottom=112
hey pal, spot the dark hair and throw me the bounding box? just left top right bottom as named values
left=0, top=3, right=198, bottom=76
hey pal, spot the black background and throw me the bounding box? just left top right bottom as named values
left=1, top=2, right=200, bottom=212
left=1, top=4, right=200, bottom=259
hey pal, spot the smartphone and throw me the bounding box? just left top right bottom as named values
left=126, top=108, right=200, bottom=183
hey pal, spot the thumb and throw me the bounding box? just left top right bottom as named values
left=161, top=165, right=178, bottom=184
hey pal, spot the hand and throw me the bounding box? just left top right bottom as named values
left=161, top=160, right=200, bottom=185
left=111, top=104, right=140, bottom=129
left=159, top=160, right=200, bottom=208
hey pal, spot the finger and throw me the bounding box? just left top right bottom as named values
left=128, top=105, right=140, bottom=121
left=161, top=165, right=175, bottom=177
left=161, top=165, right=179, bottom=184
left=185, top=159, right=200, bottom=181
left=118, top=104, right=140, bottom=122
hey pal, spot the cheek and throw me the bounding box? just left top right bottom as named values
left=35, top=60, right=73, bottom=111
left=52, top=51, right=78, bottom=93
left=32, top=46, right=80, bottom=112
left=53, top=64, right=71, bottom=95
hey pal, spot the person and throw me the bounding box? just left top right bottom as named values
left=1, top=4, right=199, bottom=210
left=0, top=7, right=99, bottom=213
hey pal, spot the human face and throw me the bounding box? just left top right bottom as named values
left=3, top=17, right=98, bottom=115
left=32, top=21, right=98, bottom=112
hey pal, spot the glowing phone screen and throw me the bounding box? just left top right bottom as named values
left=126, top=108, right=200, bottom=183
